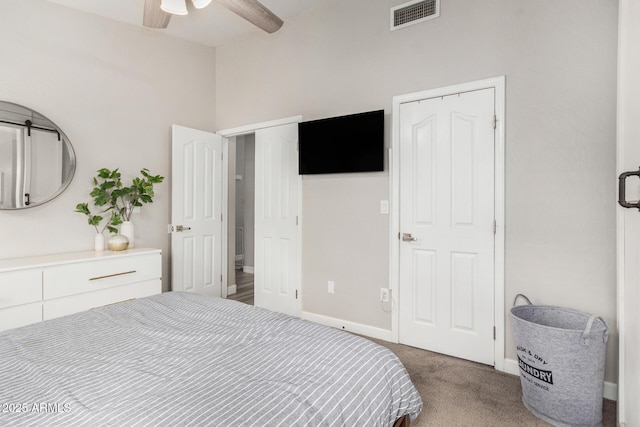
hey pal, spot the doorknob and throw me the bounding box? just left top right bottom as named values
left=175, top=225, right=191, bottom=232
left=618, top=167, right=640, bottom=210
left=402, top=233, right=417, bottom=242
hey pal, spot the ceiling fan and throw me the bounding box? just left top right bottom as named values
left=143, top=0, right=284, bottom=34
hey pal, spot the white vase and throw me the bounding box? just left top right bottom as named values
left=94, top=233, right=105, bottom=252
left=107, top=234, right=129, bottom=251
left=120, top=221, right=135, bottom=248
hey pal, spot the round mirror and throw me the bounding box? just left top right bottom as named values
left=0, top=101, right=76, bottom=209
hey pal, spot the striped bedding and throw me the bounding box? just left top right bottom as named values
left=0, top=292, right=422, bottom=426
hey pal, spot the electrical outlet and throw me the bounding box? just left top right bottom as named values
left=380, top=288, right=389, bottom=303
left=328, top=281, right=335, bottom=294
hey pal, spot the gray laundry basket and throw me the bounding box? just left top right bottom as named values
left=510, top=294, right=608, bottom=427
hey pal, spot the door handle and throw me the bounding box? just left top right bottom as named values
left=618, top=167, right=640, bottom=210
left=402, top=233, right=417, bottom=242
left=175, top=225, right=192, bottom=232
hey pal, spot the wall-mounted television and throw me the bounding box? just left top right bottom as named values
left=298, top=109, right=384, bottom=175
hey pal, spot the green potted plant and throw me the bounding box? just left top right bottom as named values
left=90, top=168, right=164, bottom=248
left=74, top=202, right=122, bottom=251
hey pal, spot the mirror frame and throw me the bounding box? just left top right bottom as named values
left=0, top=101, right=76, bottom=210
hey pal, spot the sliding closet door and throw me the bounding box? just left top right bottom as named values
left=617, top=1, right=640, bottom=423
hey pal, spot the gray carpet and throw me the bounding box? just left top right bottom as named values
left=371, top=339, right=616, bottom=427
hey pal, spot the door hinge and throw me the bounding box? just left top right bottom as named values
left=296, top=216, right=299, bottom=226
left=493, top=114, right=497, bottom=129
left=493, top=326, right=496, bottom=340
left=493, top=220, right=497, bottom=235
left=398, top=232, right=401, bottom=240
left=295, top=290, right=298, bottom=299
left=220, top=274, right=223, bottom=284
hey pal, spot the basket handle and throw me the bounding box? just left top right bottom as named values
left=512, top=294, right=532, bottom=307
left=581, top=316, right=609, bottom=344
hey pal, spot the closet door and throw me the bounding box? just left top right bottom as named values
left=254, top=123, right=300, bottom=317
left=398, top=88, right=496, bottom=366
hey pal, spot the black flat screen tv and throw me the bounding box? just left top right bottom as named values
left=298, top=109, right=384, bottom=175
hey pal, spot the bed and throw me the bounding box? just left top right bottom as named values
left=0, top=292, right=422, bottom=426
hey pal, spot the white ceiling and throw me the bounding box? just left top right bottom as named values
left=46, top=0, right=330, bottom=47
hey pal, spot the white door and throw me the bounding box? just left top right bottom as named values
left=398, top=88, right=496, bottom=365
left=171, top=125, right=223, bottom=297
left=618, top=1, right=640, bottom=424
left=254, top=123, right=300, bottom=316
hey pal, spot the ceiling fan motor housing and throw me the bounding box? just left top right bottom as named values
left=147, top=0, right=283, bottom=34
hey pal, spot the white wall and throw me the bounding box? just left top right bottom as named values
left=0, top=0, right=216, bottom=291
left=215, top=0, right=619, bottom=383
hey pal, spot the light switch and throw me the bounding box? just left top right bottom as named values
left=380, top=200, right=389, bottom=215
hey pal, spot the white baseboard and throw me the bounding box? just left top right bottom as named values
left=503, top=358, right=617, bottom=401
left=227, top=284, right=237, bottom=295
left=502, top=357, right=519, bottom=376
left=243, top=266, right=254, bottom=274
left=300, top=311, right=393, bottom=342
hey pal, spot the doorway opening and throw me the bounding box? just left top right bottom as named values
left=228, top=133, right=255, bottom=305
left=218, top=116, right=303, bottom=317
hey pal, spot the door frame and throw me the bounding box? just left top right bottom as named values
left=390, top=76, right=506, bottom=370
left=217, top=116, right=303, bottom=313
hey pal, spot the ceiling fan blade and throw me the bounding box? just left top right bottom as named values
left=143, top=0, right=172, bottom=29
left=216, top=0, right=284, bottom=34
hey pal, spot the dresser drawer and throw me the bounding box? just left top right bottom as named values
left=0, top=270, right=42, bottom=309
left=43, top=279, right=161, bottom=321
left=43, top=253, right=161, bottom=300
left=0, top=302, right=42, bottom=332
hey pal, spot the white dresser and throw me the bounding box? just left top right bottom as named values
left=0, top=248, right=161, bottom=333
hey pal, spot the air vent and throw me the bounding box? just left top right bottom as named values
left=390, top=0, right=440, bottom=31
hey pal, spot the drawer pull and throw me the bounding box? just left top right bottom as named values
left=89, top=270, right=136, bottom=281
